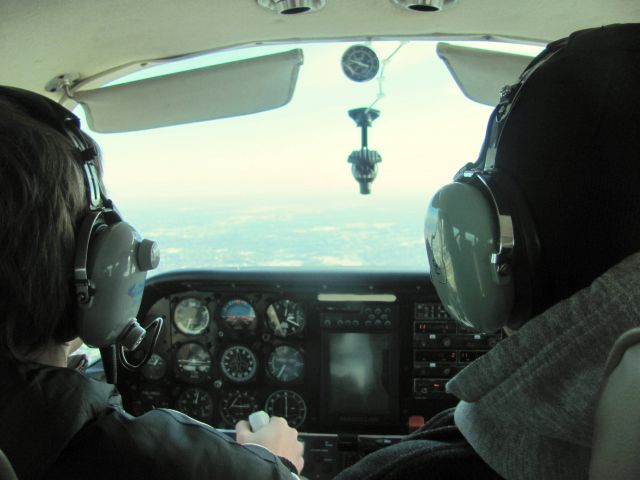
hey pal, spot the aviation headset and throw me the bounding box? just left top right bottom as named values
left=0, top=86, right=160, bottom=352
left=424, top=42, right=567, bottom=333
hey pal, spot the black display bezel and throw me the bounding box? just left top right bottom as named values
left=320, top=326, right=399, bottom=429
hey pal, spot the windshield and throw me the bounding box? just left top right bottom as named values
left=77, top=40, right=542, bottom=275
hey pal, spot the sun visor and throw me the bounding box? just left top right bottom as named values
left=436, top=43, right=534, bottom=106
left=73, top=49, right=304, bottom=133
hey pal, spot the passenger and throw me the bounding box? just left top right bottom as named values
left=0, top=87, right=304, bottom=479
left=338, top=23, right=640, bottom=480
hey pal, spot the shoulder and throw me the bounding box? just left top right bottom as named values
left=336, top=410, right=501, bottom=480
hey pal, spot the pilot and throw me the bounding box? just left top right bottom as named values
left=338, top=23, right=640, bottom=480
left=0, top=87, right=304, bottom=479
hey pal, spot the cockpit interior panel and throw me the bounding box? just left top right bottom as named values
left=118, top=271, right=501, bottom=478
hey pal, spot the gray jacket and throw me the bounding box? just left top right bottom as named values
left=448, top=251, right=640, bottom=479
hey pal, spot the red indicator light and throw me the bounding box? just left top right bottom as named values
left=414, top=322, right=429, bottom=333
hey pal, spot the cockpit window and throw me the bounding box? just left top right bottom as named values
left=76, top=40, right=542, bottom=274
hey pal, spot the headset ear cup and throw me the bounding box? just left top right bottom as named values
left=75, top=218, right=149, bottom=347
left=425, top=182, right=515, bottom=332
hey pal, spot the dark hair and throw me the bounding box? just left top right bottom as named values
left=495, top=24, right=640, bottom=314
left=0, top=97, right=97, bottom=357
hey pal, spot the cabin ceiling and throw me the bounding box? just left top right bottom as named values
left=2, top=0, right=639, bottom=98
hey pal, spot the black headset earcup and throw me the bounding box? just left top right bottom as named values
left=75, top=217, right=154, bottom=347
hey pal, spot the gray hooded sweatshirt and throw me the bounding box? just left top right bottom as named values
left=447, top=251, right=640, bottom=479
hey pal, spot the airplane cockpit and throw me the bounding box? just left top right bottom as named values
left=117, top=269, right=502, bottom=477
left=3, top=1, right=640, bottom=479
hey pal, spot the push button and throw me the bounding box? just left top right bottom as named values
left=408, top=415, right=425, bottom=432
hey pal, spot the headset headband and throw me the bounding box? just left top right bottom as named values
left=0, top=86, right=105, bottom=211
left=477, top=44, right=565, bottom=172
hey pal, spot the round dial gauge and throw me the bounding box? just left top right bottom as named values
left=175, top=342, right=212, bottom=382
left=341, top=45, right=380, bottom=82
left=266, top=300, right=306, bottom=337
left=177, top=387, right=214, bottom=422
left=221, top=299, right=257, bottom=331
left=220, top=345, right=258, bottom=383
left=174, top=298, right=210, bottom=335
left=219, top=390, right=260, bottom=426
left=130, top=386, right=171, bottom=416
left=267, top=345, right=304, bottom=383
left=265, top=390, right=307, bottom=428
left=141, top=353, right=167, bottom=381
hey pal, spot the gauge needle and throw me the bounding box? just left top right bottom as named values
left=195, top=390, right=200, bottom=403
left=278, top=364, right=286, bottom=378
left=343, top=63, right=356, bottom=75
left=351, top=59, right=370, bottom=68
left=286, top=318, right=300, bottom=327
left=285, top=393, right=289, bottom=416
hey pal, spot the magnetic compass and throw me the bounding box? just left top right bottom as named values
left=341, top=45, right=380, bottom=82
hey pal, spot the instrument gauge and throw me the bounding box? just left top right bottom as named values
left=130, top=386, right=171, bottom=416
left=174, top=298, right=210, bottom=335
left=175, top=342, right=212, bottom=383
left=176, top=387, right=214, bottom=422
left=141, top=353, right=167, bottom=381
left=341, top=45, right=380, bottom=83
left=265, top=390, right=307, bottom=428
left=266, top=300, right=306, bottom=337
left=221, top=299, right=257, bottom=331
left=219, top=390, right=260, bottom=426
left=220, top=345, right=258, bottom=383
left=267, top=345, right=304, bottom=383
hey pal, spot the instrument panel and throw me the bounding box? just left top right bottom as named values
left=124, top=292, right=314, bottom=428
left=118, top=270, right=502, bottom=437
